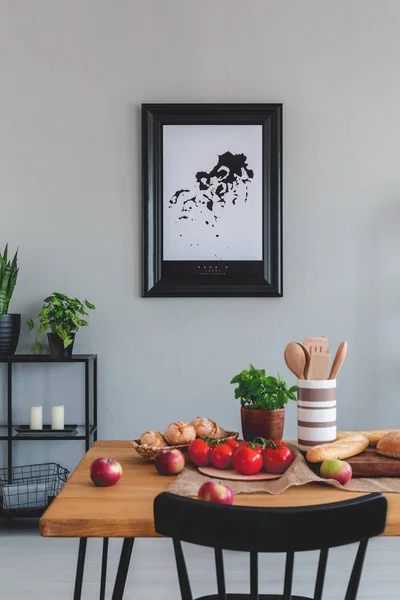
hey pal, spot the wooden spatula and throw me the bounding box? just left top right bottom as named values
left=304, top=336, right=330, bottom=380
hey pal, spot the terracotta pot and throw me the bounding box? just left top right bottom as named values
left=240, top=407, right=285, bottom=441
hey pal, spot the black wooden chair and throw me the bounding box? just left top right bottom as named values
left=154, top=492, right=387, bottom=600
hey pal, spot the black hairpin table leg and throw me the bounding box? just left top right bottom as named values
left=99, top=538, right=109, bottom=600
left=73, top=538, right=87, bottom=600
left=111, top=538, right=135, bottom=600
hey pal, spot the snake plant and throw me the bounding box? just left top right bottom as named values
left=0, top=244, right=19, bottom=314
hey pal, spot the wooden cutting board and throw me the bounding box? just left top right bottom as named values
left=347, top=447, right=400, bottom=477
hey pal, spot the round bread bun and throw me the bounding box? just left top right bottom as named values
left=191, top=417, right=227, bottom=439
left=164, top=421, right=196, bottom=445
left=191, top=417, right=217, bottom=437
left=376, top=431, right=400, bottom=459
left=140, top=431, right=167, bottom=448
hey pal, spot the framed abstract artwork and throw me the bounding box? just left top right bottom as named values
left=142, top=104, right=282, bottom=297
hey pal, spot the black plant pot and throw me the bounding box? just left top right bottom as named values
left=0, top=314, right=21, bottom=356
left=47, top=333, right=75, bottom=359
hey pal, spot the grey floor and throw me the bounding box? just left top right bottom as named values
left=0, top=521, right=399, bottom=599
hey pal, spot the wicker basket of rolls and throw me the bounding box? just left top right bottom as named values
left=132, top=417, right=239, bottom=461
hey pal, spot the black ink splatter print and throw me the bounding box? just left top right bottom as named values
left=166, top=150, right=258, bottom=260
left=168, top=152, right=254, bottom=227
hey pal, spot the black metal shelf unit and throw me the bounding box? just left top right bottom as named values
left=0, top=354, right=98, bottom=482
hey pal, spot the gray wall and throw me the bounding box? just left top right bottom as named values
left=2, top=0, right=400, bottom=470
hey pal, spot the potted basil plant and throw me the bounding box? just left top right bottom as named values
left=0, top=244, right=20, bottom=356
left=231, top=364, right=297, bottom=441
left=27, top=292, right=95, bottom=358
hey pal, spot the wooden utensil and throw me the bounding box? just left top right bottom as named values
left=307, top=354, right=331, bottom=380
left=328, top=341, right=347, bottom=380
left=304, top=336, right=329, bottom=354
left=294, top=342, right=311, bottom=379
left=284, top=342, right=307, bottom=379
left=304, top=336, right=330, bottom=380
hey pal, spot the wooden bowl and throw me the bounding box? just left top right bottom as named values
left=132, top=431, right=239, bottom=462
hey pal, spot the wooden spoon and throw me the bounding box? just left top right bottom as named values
left=284, top=342, right=307, bottom=379
left=295, top=342, right=311, bottom=380
left=328, top=341, right=347, bottom=380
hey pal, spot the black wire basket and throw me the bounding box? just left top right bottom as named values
left=0, top=463, right=69, bottom=512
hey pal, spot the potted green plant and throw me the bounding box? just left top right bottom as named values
left=0, top=244, right=20, bottom=356
left=231, top=364, right=297, bottom=441
left=27, top=292, right=95, bottom=358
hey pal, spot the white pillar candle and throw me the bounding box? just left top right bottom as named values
left=30, top=406, right=43, bottom=430
left=52, top=405, right=64, bottom=430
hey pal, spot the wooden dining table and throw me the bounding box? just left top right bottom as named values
left=40, top=440, right=400, bottom=600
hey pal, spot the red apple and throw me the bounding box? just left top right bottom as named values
left=320, top=459, right=352, bottom=485
left=90, top=457, right=122, bottom=487
left=154, top=448, right=185, bottom=475
left=198, top=481, right=234, bottom=505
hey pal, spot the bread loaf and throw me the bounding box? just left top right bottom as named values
left=336, top=430, right=395, bottom=447
left=306, top=434, right=369, bottom=463
left=376, top=431, right=400, bottom=459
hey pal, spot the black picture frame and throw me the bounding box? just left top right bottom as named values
left=142, top=103, right=282, bottom=297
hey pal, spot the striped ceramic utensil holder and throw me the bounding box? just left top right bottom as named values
left=297, top=379, right=336, bottom=453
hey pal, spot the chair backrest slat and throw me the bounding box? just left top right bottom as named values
left=173, top=538, right=193, bottom=600
left=283, top=551, right=294, bottom=600
left=214, top=549, right=226, bottom=600
left=344, top=539, right=369, bottom=600
left=154, top=492, right=387, bottom=553
left=250, top=552, right=258, bottom=600
left=313, top=548, right=329, bottom=600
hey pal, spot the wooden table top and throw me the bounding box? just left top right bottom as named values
left=40, top=440, right=400, bottom=538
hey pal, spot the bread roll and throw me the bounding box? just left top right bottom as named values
left=140, top=431, right=167, bottom=448
left=191, top=417, right=227, bottom=439
left=191, top=417, right=218, bottom=438
left=376, top=431, right=400, bottom=459
left=306, top=434, right=369, bottom=463
left=336, top=430, right=395, bottom=447
left=164, top=421, right=196, bottom=445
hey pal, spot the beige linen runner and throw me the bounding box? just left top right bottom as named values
left=168, top=444, right=400, bottom=496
